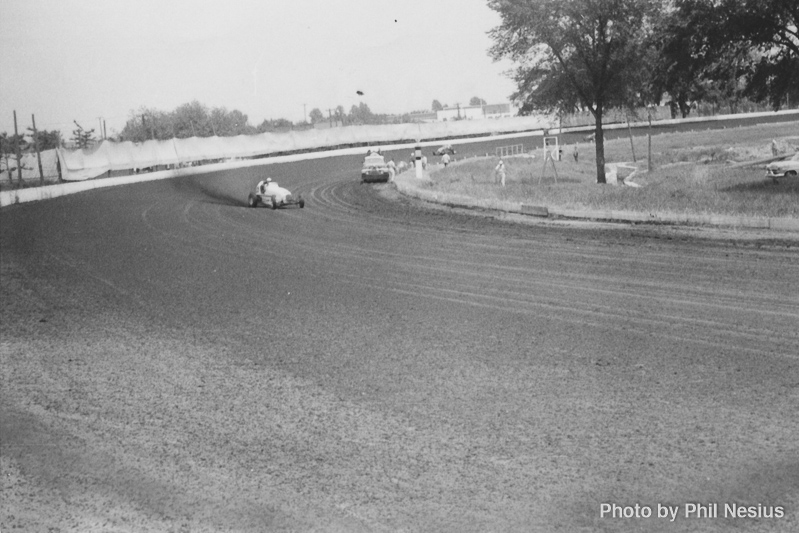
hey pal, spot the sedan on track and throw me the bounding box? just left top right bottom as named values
left=361, top=153, right=391, bottom=183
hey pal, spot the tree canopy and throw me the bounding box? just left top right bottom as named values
left=28, top=129, right=62, bottom=150
left=489, top=0, right=660, bottom=183
left=70, top=123, right=96, bottom=149
left=308, top=108, right=325, bottom=124
left=654, top=0, right=799, bottom=111
left=120, top=101, right=256, bottom=142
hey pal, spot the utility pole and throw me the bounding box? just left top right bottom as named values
left=303, top=104, right=307, bottom=124
left=142, top=114, right=153, bottom=140
left=647, top=107, right=653, bottom=173
left=31, top=114, right=44, bottom=185
left=13, top=110, right=22, bottom=187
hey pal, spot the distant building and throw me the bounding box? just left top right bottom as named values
left=437, top=105, right=482, bottom=121
left=435, top=103, right=514, bottom=122
left=482, top=103, right=513, bottom=119
left=407, top=111, right=438, bottom=123
left=313, top=120, right=344, bottom=130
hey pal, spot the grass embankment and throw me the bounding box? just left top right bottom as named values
left=427, top=122, right=799, bottom=218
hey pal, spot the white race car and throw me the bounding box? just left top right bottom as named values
left=248, top=178, right=305, bottom=209
left=433, top=144, right=456, bottom=156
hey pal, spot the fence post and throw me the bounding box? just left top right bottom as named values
left=647, top=109, right=653, bottom=173
left=626, top=111, right=636, bottom=163
left=32, top=114, right=45, bottom=186
left=13, top=111, right=23, bottom=188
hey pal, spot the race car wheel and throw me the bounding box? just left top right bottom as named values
left=271, top=196, right=278, bottom=210
left=248, top=193, right=259, bottom=207
left=299, top=198, right=305, bottom=208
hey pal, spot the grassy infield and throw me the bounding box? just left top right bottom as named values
left=427, top=122, right=799, bottom=219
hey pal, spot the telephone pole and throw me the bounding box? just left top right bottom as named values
left=31, top=114, right=44, bottom=185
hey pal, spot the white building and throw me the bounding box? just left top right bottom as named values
left=436, top=103, right=514, bottom=121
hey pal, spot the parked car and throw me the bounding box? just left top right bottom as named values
left=765, top=152, right=799, bottom=181
left=361, top=153, right=391, bottom=183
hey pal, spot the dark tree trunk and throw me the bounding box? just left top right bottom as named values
left=594, top=106, right=606, bottom=184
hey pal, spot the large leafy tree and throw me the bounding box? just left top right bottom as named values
left=210, top=107, right=252, bottom=136
left=488, top=0, right=660, bottom=183
left=26, top=128, right=62, bottom=150
left=173, top=101, right=210, bottom=138
left=308, top=108, right=325, bottom=124
left=649, top=0, right=716, bottom=117
left=121, top=107, right=173, bottom=142
left=120, top=102, right=254, bottom=141
left=348, top=102, right=374, bottom=125
left=654, top=0, right=798, bottom=112
left=256, top=118, right=293, bottom=132
left=722, top=0, right=798, bottom=109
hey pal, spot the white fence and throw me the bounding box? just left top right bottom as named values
left=495, top=144, right=526, bottom=158
left=56, top=115, right=556, bottom=181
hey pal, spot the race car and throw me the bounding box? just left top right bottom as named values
left=361, top=153, right=391, bottom=183
left=248, top=178, right=305, bottom=209
left=433, top=144, right=457, bottom=156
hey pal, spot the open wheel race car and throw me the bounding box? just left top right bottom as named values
left=248, top=178, right=305, bottom=209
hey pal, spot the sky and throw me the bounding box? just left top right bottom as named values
left=0, top=0, right=518, bottom=138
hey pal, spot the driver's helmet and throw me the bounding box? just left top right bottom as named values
left=266, top=178, right=272, bottom=183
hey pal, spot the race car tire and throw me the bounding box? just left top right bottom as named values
left=299, top=199, right=305, bottom=208
left=248, top=193, right=259, bottom=207
left=271, top=196, right=278, bottom=210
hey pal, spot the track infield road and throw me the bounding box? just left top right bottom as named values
left=2, top=153, right=798, bottom=532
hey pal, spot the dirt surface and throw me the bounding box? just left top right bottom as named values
left=2, top=153, right=798, bottom=532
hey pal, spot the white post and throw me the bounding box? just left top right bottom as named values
left=414, top=143, right=423, bottom=179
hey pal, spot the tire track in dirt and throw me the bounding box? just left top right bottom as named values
left=3, top=161, right=797, bottom=532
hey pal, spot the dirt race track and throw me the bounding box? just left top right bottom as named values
left=1, top=152, right=798, bottom=532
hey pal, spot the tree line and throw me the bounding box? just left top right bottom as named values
left=306, top=102, right=419, bottom=127
left=1, top=97, right=448, bottom=156
left=120, top=100, right=412, bottom=142
left=487, top=0, right=798, bottom=183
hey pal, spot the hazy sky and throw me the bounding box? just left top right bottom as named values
left=0, top=0, right=517, bottom=137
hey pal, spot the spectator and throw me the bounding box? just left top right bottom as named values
left=441, top=153, right=451, bottom=167
left=495, top=159, right=506, bottom=187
